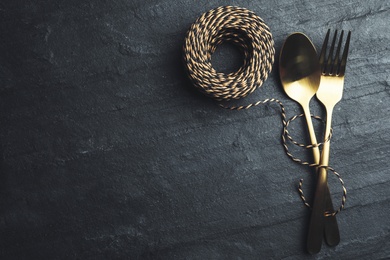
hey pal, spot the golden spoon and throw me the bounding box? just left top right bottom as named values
left=279, top=32, right=339, bottom=253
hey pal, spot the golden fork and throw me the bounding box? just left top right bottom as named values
left=307, top=29, right=351, bottom=254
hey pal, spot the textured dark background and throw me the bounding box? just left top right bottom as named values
left=1, top=0, right=389, bottom=259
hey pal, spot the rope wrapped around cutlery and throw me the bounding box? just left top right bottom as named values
left=183, top=6, right=346, bottom=216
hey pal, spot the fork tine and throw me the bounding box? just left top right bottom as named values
left=326, top=30, right=338, bottom=75
left=331, top=31, right=344, bottom=75
left=319, top=29, right=330, bottom=72
left=338, top=31, right=351, bottom=76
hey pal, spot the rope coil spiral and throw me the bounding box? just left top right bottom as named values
left=183, top=6, right=274, bottom=101
left=183, top=6, right=346, bottom=216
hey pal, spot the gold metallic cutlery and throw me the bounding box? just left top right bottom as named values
left=307, top=29, right=351, bottom=254
left=279, top=32, right=345, bottom=254
left=279, top=33, right=321, bottom=167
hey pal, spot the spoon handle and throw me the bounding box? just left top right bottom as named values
left=307, top=169, right=327, bottom=254
left=302, top=105, right=324, bottom=254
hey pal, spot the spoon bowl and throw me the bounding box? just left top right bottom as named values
left=279, top=33, right=320, bottom=106
left=279, top=32, right=320, bottom=162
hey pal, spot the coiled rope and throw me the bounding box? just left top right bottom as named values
left=183, top=6, right=346, bottom=216
left=183, top=6, right=274, bottom=101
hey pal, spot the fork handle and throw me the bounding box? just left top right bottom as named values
left=307, top=167, right=327, bottom=254
left=307, top=109, right=333, bottom=254
left=321, top=110, right=340, bottom=246
left=324, top=183, right=340, bottom=246
left=301, top=105, right=339, bottom=248
left=302, top=105, right=339, bottom=253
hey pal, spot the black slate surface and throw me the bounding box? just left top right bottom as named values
left=1, top=0, right=390, bottom=259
